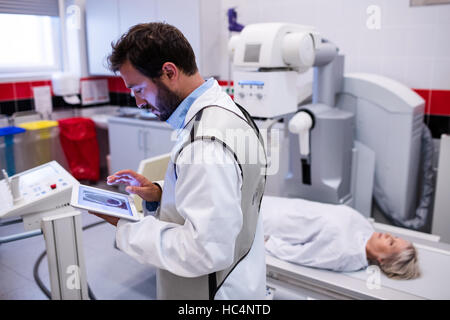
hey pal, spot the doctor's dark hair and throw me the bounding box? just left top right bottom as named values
left=107, top=22, right=198, bottom=79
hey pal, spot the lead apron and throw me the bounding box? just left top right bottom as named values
left=156, top=105, right=267, bottom=300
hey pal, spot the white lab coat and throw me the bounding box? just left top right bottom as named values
left=115, top=80, right=267, bottom=299
left=261, top=196, right=374, bottom=272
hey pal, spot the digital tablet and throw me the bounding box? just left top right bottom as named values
left=70, top=184, right=140, bottom=222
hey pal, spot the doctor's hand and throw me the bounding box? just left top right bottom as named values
left=107, top=169, right=162, bottom=202
left=89, top=212, right=119, bottom=227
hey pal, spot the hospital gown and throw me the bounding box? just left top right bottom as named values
left=261, top=196, right=375, bottom=272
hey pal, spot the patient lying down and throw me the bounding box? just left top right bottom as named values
left=261, top=196, right=420, bottom=280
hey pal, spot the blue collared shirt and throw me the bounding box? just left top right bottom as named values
left=166, top=78, right=214, bottom=130
left=145, top=78, right=214, bottom=213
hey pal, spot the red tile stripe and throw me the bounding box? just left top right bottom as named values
left=1, top=77, right=448, bottom=117
left=106, top=76, right=130, bottom=93
left=218, top=80, right=233, bottom=86
left=81, top=76, right=130, bottom=93
left=414, top=89, right=450, bottom=117
left=0, top=80, right=53, bottom=101
left=0, top=83, right=14, bottom=101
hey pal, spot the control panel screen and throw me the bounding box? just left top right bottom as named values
left=20, top=164, right=59, bottom=187
left=244, top=44, right=261, bottom=63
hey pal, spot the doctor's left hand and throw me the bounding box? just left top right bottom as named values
left=89, top=212, right=119, bottom=227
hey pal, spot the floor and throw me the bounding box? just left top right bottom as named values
left=0, top=178, right=157, bottom=300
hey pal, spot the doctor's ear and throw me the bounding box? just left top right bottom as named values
left=161, top=62, right=178, bottom=80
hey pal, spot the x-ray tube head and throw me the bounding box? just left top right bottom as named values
left=282, top=32, right=315, bottom=72
left=230, top=23, right=320, bottom=69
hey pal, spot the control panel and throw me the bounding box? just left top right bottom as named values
left=233, top=70, right=299, bottom=118
left=0, top=161, right=79, bottom=222
left=236, top=80, right=266, bottom=102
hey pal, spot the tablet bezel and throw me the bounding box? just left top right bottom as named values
left=70, top=184, right=140, bottom=222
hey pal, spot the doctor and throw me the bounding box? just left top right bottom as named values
left=93, top=22, right=267, bottom=299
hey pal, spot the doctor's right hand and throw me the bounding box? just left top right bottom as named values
left=107, top=169, right=162, bottom=202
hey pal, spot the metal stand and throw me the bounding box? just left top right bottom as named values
left=41, top=208, right=89, bottom=300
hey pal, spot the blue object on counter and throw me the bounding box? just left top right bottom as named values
left=0, top=126, right=26, bottom=176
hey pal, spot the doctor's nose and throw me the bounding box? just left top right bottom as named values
left=134, top=95, right=146, bottom=108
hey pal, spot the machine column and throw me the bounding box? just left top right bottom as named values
left=41, top=209, right=89, bottom=300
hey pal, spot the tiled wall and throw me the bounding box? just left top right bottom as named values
left=105, top=76, right=136, bottom=107
left=0, top=76, right=231, bottom=118
left=219, top=0, right=450, bottom=89
left=219, top=0, right=450, bottom=137
left=0, top=80, right=56, bottom=116
left=1, top=0, right=448, bottom=135
left=415, top=89, right=450, bottom=138
left=0, top=76, right=137, bottom=117
left=1, top=75, right=448, bottom=137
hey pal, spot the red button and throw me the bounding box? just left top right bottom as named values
left=50, top=184, right=57, bottom=189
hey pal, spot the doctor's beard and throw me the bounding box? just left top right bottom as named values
left=149, top=79, right=183, bottom=121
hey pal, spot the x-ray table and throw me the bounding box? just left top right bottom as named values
left=266, top=220, right=450, bottom=300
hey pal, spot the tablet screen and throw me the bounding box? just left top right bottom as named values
left=78, top=185, right=133, bottom=217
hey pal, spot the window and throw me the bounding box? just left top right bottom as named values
left=0, top=13, right=62, bottom=76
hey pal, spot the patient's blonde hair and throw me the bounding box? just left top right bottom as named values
left=377, top=243, right=421, bottom=280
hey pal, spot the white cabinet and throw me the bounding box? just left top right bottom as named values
left=85, top=0, right=157, bottom=75
left=108, top=117, right=176, bottom=173
left=85, top=0, right=220, bottom=77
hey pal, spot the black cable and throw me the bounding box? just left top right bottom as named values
left=33, top=220, right=107, bottom=300
left=0, top=218, right=23, bottom=227
left=33, top=250, right=51, bottom=299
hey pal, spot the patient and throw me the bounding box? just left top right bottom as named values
left=262, top=196, right=420, bottom=280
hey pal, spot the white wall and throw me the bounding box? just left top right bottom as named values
left=217, top=0, right=450, bottom=90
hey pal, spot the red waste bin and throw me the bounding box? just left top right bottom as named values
left=58, top=117, right=100, bottom=181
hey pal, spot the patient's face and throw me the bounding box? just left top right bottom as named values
left=366, top=232, right=410, bottom=262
